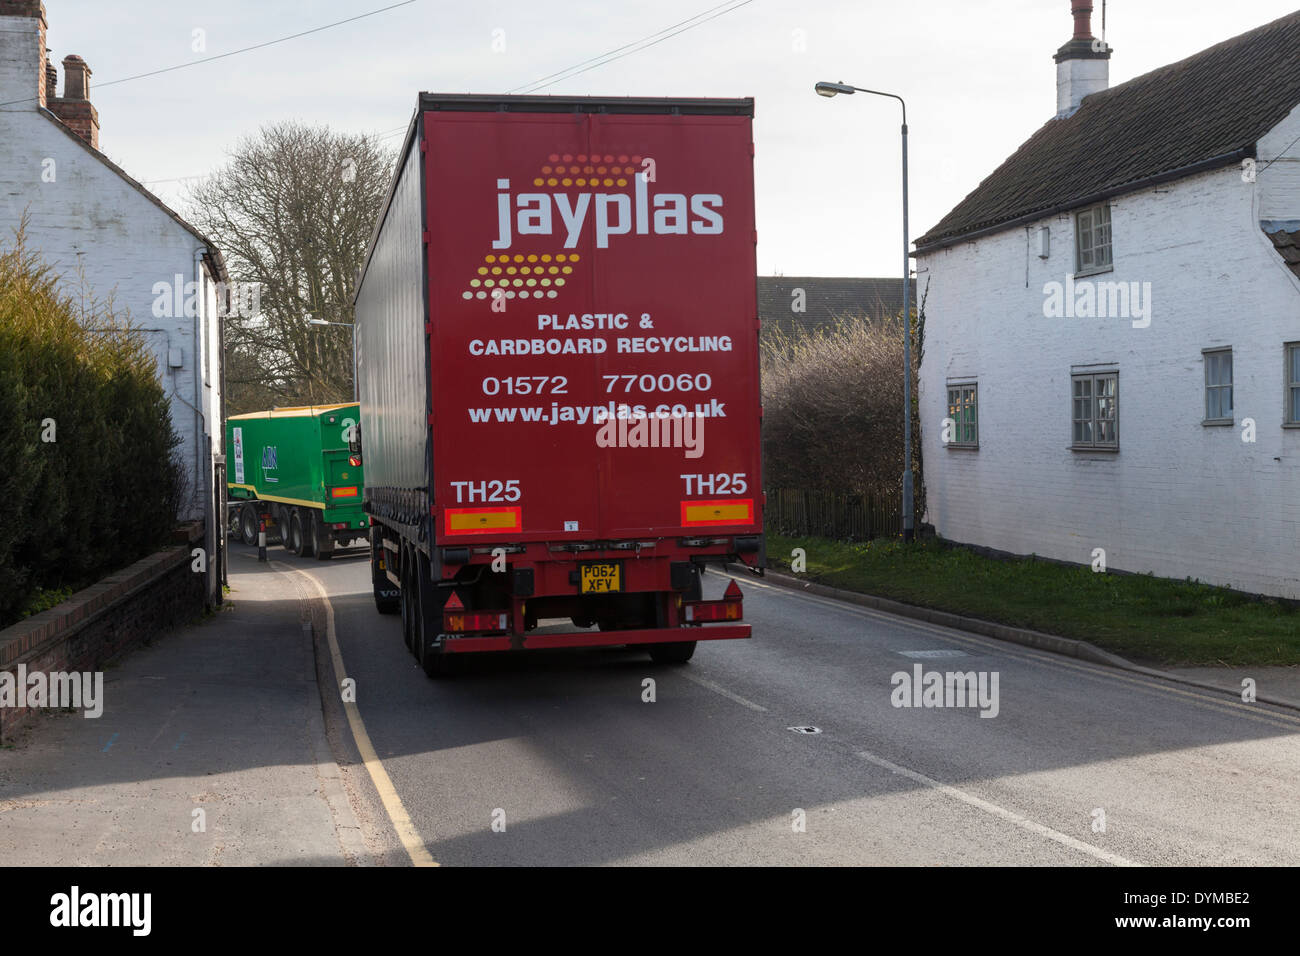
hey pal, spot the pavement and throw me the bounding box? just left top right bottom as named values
left=0, top=553, right=365, bottom=866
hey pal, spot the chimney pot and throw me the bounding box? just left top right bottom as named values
left=1072, top=0, right=1095, bottom=40
left=62, top=53, right=89, bottom=99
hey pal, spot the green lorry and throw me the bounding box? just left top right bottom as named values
left=226, top=403, right=369, bottom=559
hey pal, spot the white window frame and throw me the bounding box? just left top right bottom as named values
left=1075, top=203, right=1113, bottom=276
left=1071, top=370, right=1118, bottom=450
left=1203, top=347, right=1233, bottom=425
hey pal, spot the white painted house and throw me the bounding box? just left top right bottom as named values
left=0, top=0, right=227, bottom=604
left=916, top=2, right=1300, bottom=598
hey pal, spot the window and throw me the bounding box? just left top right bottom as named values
left=1287, top=343, right=1300, bottom=426
left=1075, top=203, right=1112, bottom=274
left=1072, top=371, right=1118, bottom=449
left=1203, top=348, right=1233, bottom=424
left=946, top=383, right=978, bottom=448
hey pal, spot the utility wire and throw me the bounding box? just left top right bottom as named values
left=506, top=0, right=752, bottom=94
left=0, top=0, right=420, bottom=108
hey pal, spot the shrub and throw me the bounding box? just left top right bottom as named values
left=0, top=230, right=184, bottom=625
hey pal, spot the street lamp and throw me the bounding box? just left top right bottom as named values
left=814, top=79, right=914, bottom=542
left=307, top=317, right=358, bottom=403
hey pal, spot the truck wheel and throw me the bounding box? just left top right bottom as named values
left=291, top=511, right=315, bottom=558
left=312, top=512, right=335, bottom=560
left=649, top=641, right=697, bottom=664
left=371, top=530, right=400, bottom=615
left=415, top=552, right=455, bottom=677
left=277, top=507, right=294, bottom=552
left=239, top=503, right=259, bottom=546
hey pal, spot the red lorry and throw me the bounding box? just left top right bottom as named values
left=353, top=93, right=763, bottom=675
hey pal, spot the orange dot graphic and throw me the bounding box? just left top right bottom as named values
left=542, top=165, right=552, bottom=174
left=631, top=155, right=642, bottom=163
left=547, top=178, right=558, bottom=186
left=597, top=166, right=607, bottom=174
left=491, top=267, right=501, bottom=275
left=576, top=178, right=586, bottom=186
left=576, top=154, right=587, bottom=162
left=618, top=154, right=629, bottom=163
left=477, top=267, right=488, bottom=275
left=569, top=254, right=580, bottom=262
left=556, top=254, right=567, bottom=262
left=547, top=266, right=558, bottom=274
left=541, top=254, right=552, bottom=262
left=527, top=254, right=538, bottom=262
left=602, top=178, right=613, bottom=186
left=562, top=153, right=572, bottom=162
left=533, top=178, right=543, bottom=186
left=485, top=254, right=496, bottom=262
left=583, top=166, right=594, bottom=173
left=548, top=153, right=559, bottom=162
left=562, top=266, right=572, bottom=274
left=562, top=178, right=572, bottom=186
left=617, top=178, right=628, bottom=187
left=513, top=255, right=524, bottom=262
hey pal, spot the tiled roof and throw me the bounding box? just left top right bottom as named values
left=1264, top=222, right=1300, bottom=281
left=916, top=11, right=1300, bottom=251
left=757, top=276, right=915, bottom=337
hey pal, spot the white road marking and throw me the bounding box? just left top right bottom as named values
left=855, top=748, right=1138, bottom=866
left=680, top=672, right=768, bottom=712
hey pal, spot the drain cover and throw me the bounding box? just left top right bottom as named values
left=788, top=725, right=822, bottom=735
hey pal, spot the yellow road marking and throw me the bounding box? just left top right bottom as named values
left=280, top=562, right=438, bottom=867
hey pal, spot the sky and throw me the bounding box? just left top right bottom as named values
left=33, top=0, right=1300, bottom=278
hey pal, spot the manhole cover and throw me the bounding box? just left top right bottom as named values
left=788, top=726, right=822, bottom=735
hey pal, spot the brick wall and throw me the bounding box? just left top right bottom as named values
left=0, top=526, right=207, bottom=742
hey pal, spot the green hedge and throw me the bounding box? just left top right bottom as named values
left=0, top=235, right=184, bottom=625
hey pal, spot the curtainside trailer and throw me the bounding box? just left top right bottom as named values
left=226, top=403, right=370, bottom=559
left=354, top=93, right=763, bottom=675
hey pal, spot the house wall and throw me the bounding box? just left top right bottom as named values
left=917, top=161, right=1300, bottom=598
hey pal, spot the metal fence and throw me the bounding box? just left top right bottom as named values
left=764, top=488, right=902, bottom=541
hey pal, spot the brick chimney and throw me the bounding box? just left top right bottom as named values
left=51, top=53, right=99, bottom=149
left=1054, top=0, right=1111, bottom=118
left=0, top=0, right=49, bottom=108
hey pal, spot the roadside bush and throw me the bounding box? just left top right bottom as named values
left=0, top=232, right=184, bottom=625
left=761, top=308, right=925, bottom=520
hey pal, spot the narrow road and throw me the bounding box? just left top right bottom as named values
left=290, top=546, right=1300, bottom=866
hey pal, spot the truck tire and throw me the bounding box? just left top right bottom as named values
left=649, top=641, right=697, bottom=664
left=415, top=552, right=455, bottom=678
left=291, top=510, right=315, bottom=558
left=239, top=503, right=259, bottom=546
left=371, top=530, right=400, bottom=615
left=312, top=512, right=335, bottom=560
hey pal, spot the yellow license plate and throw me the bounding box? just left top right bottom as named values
left=580, top=562, right=622, bottom=594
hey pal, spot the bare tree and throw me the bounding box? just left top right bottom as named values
left=186, top=122, right=394, bottom=413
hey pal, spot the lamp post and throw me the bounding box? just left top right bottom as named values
left=814, top=80, right=914, bottom=541
left=307, top=317, right=357, bottom=403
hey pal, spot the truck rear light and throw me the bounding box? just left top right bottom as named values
left=442, top=593, right=509, bottom=633
left=331, top=486, right=358, bottom=498
left=681, top=498, right=754, bottom=527
left=683, top=579, right=743, bottom=623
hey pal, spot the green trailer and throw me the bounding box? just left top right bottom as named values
left=226, top=403, right=368, bottom=559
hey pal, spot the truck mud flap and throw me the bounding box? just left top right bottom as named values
left=521, top=625, right=750, bottom=650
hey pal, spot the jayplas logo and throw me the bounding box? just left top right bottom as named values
left=462, top=151, right=725, bottom=303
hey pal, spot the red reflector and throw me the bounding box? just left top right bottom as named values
left=330, top=486, right=358, bottom=498
left=444, top=592, right=464, bottom=611
left=348, top=454, right=362, bottom=467
left=444, top=609, right=509, bottom=633
left=724, top=579, right=742, bottom=600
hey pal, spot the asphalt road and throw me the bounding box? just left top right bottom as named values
left=282, top=546, right=1300, bottom=867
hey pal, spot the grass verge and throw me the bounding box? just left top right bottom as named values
left=766, top=534, right=1300, bottom=667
